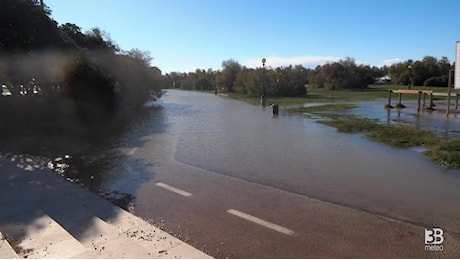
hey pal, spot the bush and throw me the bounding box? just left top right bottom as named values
left=424, top=140, right=460, bottom=168
left=423, top=75, right=448, bottom=87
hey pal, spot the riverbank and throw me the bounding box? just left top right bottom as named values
left=3, top=89, right=460, bottom=257
left=284, top=103, right=460, bottom=168
left=226, top=85, right=455, bottom=105
left=222, top=86, right=460, bottom=168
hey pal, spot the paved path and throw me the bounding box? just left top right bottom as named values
left=134, top=158, right=460, bottom=258
left=0, top=155, right=211, bottom=259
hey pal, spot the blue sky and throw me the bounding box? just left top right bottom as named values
left=45, top=0, right=460, bottom=73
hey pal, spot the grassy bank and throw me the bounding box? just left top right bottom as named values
left=318, top=113, right=460, bottom=168
left=315, top=113, right=438, bottom=149
left=286, top=104, right=358, bottom=114
left=287, top=105, right=460, bottom=168
left=226, top=86, right=460, bottom=168
left=424, top=140, right=460, bottom=168
left=226, top=85, right=454, bottom=106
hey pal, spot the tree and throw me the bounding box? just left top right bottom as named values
left=234, top=68, right=262, bottom=97
left=217, top=59, right=241, bottom=92
left=195, top=78, right=212, bottom=90
left=308, top=65, right=326, bottom=89
left=322, top=62, right=346, bottom=90
left=0, top=0, right=166, bottom=127
left=307, top=58, right=373, bottom=90
left=389, top=60, right=413, bottom=85
left=280, top=65, right=309, bottom=96
left=389, top=56, right=452, bottom=87
left=59, top=23, right=86, bottom=49
left=84, top=27, right=119, bottom=52
left=181, top=77, right=195, bottom=90
left=166, top=72, right=186, bottom=88
left=125, top=48, right=153, bottom=67
left=67, top=54, right=115, bottom=121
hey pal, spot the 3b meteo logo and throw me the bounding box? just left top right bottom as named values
left=425, top=228, right=444, bottom=252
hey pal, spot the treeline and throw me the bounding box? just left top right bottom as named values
left=389, top=56, right=452, bottom=87
left=0, top=0, right=166, bottom=131
left=167, top=56, right=454, bottom=97
left=167, top=58, right=385, bottom=97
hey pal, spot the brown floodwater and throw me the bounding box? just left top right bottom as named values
left=162, top=91, right=460, bottom=233
left=14, top=89, right=458, bottom=235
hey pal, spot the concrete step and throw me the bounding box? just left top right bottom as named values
left=0, top=155, right=210, bottom=259
left=0, top=211, right=96, bottom=258
left=47, top=199, right=210, bottom=258
left=98, top=206, right=210, bottom=259
left=47, top=206, right=158, bottom=258
left=2, top=206, right=210, bottom=259
left=0, top=232, right=19, bottom=259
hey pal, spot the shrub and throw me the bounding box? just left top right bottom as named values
left=423, top=75, right=448, bottom=87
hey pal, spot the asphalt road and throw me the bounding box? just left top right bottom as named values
left=87, top=90, right=460, bottom=258
left=130, top=148, right=460, bottom=258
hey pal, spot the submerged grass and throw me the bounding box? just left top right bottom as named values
left=286, top=104, right=358, bottom=114
left=316, top=114, right=437, bottom=148
left=313, top=112, right=459, bottom=167
left=424, top=140, right=460, bottom=168
left=225, top=85, right=456, bottom=106
left=316, top=114, right=380, bottom=134
left=225, top=87, right=460, bottom=168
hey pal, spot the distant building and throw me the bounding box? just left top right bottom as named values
left=375, top=76, right=391, bottom=84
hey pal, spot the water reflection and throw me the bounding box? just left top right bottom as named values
left=348, top=99, right=460, bottom=140
left=68, top=105, right=172, bottom=210
left=4, top=89, right=460, bottom=234
left=165, top=90, right=460, bottom=233
left=0, top=103, right=172, bottom=211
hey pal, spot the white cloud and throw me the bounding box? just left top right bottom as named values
left=167, top=56, right=403, bottom=73
left=243, top=55, right=343, bottom=69
left=381, top=58, right=403, bottom=67
left=242, top=56, right=406, bottom=69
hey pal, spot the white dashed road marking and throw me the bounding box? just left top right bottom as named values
left=227, top=209, right=296, bottom=236
left=156, top=182, right=192, bottom=197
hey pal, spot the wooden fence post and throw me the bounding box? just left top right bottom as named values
left=417, top=91, right=422, bottom=112
left=429, top=94, right=434, bottom=110
left=386, top=89, right=393, bottom=108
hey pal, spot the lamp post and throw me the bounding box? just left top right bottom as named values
left=261, top=58, right=266, bottom=106
left=407, top=65, right=412, bottom=90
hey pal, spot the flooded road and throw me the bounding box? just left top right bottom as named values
left=5, top=89, right=460, bottom=257
left=143, top=90, right=459, bottom=232
left=59, top=89, right=460, bottom=256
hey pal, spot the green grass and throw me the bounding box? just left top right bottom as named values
left=226, top=86, right=460, bottom=168
left=286, top=104, right=358, bottom=114
left=226, top=85, right=457, bottom=106
left=316, top=114, right=437, bottom=148
left=288, top=105, right=439, bottom=149
left=424, top=140, right=460, bottom=168
left=368, top=124, right=438, bottom=148
left=316, top=114, right=381, bottom=134
left=312, top=112, right=459, bottom=167
left=225, top=93, right=262, bottom=105
left=287, top=104, right=460, bottom=167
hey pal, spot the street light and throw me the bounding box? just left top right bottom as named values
left=407, top=65, right=412, bottom=90
left=261, top=58, right=266, bottom=106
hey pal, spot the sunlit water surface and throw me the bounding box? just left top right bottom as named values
left=63, top=90, right=460, bottom=233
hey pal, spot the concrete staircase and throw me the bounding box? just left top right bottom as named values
left=2, top=213, right=93, bottom=259
left=0, top=155, right=210, bottom=259
left=1, top=208, right=208, bottom=259
left=0, top=232, right=19, bottom=259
